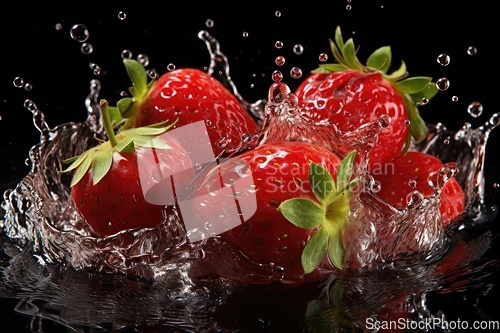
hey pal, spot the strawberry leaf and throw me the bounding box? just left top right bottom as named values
left=309, top=163, right=336, bottom=203
left=335, top=150, right=356, bottom=191
left=328, top=226, right=344, bottom=269
left=70, top=152, right=93, bottom=187
left=302, top=227, right=328, bottom=274
left=411, top=82, right=439, bottom=102
left=341, top=39, right=363, bottom=71
left=278, top=198, right=325, bottom=229
left=393, top=76, right=432, bottom=95
left=124, top=59, right=148, bottom=100
left=92, top=149, right=113, bottom=185
left=366, top=46, right=391, bottom=73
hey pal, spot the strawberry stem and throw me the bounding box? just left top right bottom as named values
left=100, top=99, right=119, bottom=147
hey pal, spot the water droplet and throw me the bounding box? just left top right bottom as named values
left=370, top=180, right=381, bottom=193
left=137, top=54, right=149, bottom=67
left=24, top=83, right=33, bottom=91
left=13, top=77, right=24, bottom=88
left=436, top=77, right=450, bottom=91
left=217, top=136, right=231, bottom=148
left=272, top=70, right=283, bottom=82
left=290, top=67, right=302, bottom=79
left=493, top=183, right=500, bottom=189
left=408, top=179, right=417, bottom=188
left=346, top=4, right=352, bottom=10
left=293, top=44, right=304, bottom=55
left=404, top=119, right=411, bottom=126
left=467, top=101, right=483, bottom=118
left=205, top=18, right=214, bottom=28
left=80, top=42, right=93, bottom=55
left=121, top=49, right=132, bottom=59
left=275, top=41, right=284, bottom=49
left=416, top=98, right=429, bottom=106
left=147, top=69, right=158, bottom=79
left=436, top=53, right=450, bottom=66
left=467, top=46, right=477, bottom=56
left=275, top=10, right=282, bottom=18
left=319, top=53, right=328, bottom=62
left=242, top=31, right=249, bottom=38
left=275, top=56, right=285, bottom=66
left=286, top=93, right=299, bottom=108
left=268, top=82, right=290, bottom=104
left=452, top=95, right=459, bottom=102
left=167, top=63, right=176, bottom=71
left=205, top=120, right=212, bottom=126
left=55, top=23, right=63, bottom=31
left=70, top=24, right=89, bottom=42
left=117, top=11, right=127, bottom=20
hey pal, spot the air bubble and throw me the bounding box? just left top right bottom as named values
left=205, top=19, right=214, bottom=28
left=80, top=42, right=93, bottom=55
left=436, top=77, right=450, bottom=91
left=70, top=24, right=89, bottom=42
left=275, top=56, right=285, bottom=66
left=436, top=53, right=450, bottom=66
left=293, top=44, right=304, bottom=55
left=467, top=101, right=483, bottom=118
left=290, top=67, right=302, bottom=79
left=13, top=77, right=24, bottom=88
left=275, top=41, right=284, bottom=49
left=467, top=46, right=477, bottom=56
left=118, top=11, right=127, bottom=20
left=319, top=53, right=328, bottom=62
left=121, top=49, right=133, bottom=59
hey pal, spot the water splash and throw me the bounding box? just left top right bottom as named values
left=0, top=31, right=499, bottom=288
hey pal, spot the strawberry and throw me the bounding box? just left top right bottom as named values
left=191, top=141, right=359, bottom=282
left=295, top=26, right=439, bottom=170
left=110, top=60, right=260, bottom=157
left=60, top=100, right=193, bottom=238
left=372, top=151, right=465, bottom=226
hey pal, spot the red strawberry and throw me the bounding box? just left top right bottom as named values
left=110, top=60, right=260, bottom=157
left=191, top=141, right=359, bottom=282
left=295, top=26, right=438, bottom=170
left=61, top=100, right=193, bottom=238
left=372, top=151, right=465, bottom=226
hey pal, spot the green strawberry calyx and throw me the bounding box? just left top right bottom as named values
left=278, top=150, right=358, bottom=273
left=312, top=26, right=439, bottom=149
left=59, top=99, right=177, bottom=187
left=107, top=59, right=157, bottom=126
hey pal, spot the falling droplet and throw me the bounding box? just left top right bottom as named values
left=118, top=11, right=127, bottom=20
left=242, top=31, right=249, bottom=38
left=55, top=23, right=63, bottom=31
left=293, top=44, right=304, bottom=55
left=272, top=70, right=283, bottom=82
left=205, top=19, right=214, bottom=28
left=147, top=69, right=158, bottom=79
left=437, top=53, right=450, bottom=66
left=467, top=46, right=477, bottom=56
left=137, top=54, right=149, bottom=67
left=268, top=82, right=290, bottom=104
left=275, top=56, right=285, bottom=66
left=275, top=41, right=284, bottom=49
left=70, top=24, right=89, bottom=42
left=290, top=67, right=302, bottom=79
left=452, top=96, right=459, bottom=102
left=80, top=42, right=93, bottom=55
left=121, top=49, right=132, bottom=59
left=24, top=83, right=33, bottom=91
left=346, top=4, right=352, bottom=10
left=467, top=101, right=483, bottom=118
left=275, top=10, right=282, bottom=18
left=167, top=63, right=176, bottom=71
left=436, top=77, right=450, bottom=91
left=13, top=77, right=24, bottom=88
left=319, top=53, right=328, bottom=62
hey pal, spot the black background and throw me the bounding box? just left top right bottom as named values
left=0, top=0, right=499, bottom=332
